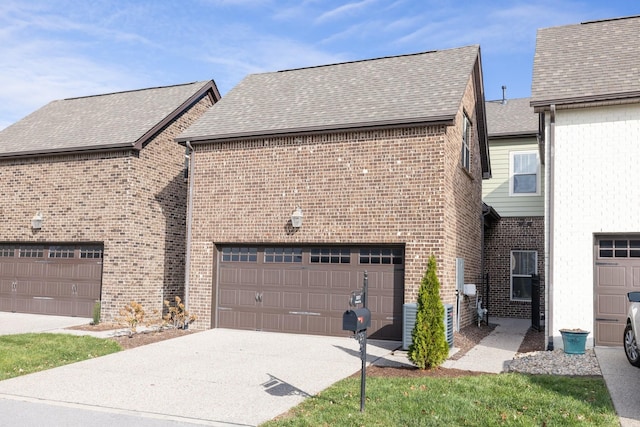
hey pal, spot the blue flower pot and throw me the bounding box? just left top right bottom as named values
left=560, top=329, right=589, bottom=354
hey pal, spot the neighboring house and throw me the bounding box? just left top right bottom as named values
left=176, top=46, right=491, bottom=340
left=483, top=97, right=545, bottom=320
left=531, top=15, right=640, bottom=349
left=0, top=81, right=220, bottom=321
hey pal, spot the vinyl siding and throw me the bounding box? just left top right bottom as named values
left=482, top=137, right=544, bottom=216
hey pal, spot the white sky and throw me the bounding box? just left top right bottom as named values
left=1, top=0, right=638, bottom=130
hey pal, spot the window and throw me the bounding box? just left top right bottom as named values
left=359, top=248, right=404, bottom=265
left=80, top=246, right=103, bottom=259
left=221, top=247, right=257, bottom=262
left=599, top=239, right=640, bottom=258
left=264, top=247, right=302, bottom=263
left=49, top=246, right=75, bottom=258
left=310, top=248, right=350, bottom=264
left=19, top=246, right=44, bottom=258
left=0, top=245, right=15, bottom=257
left=511, top=250, right=537, bottom=301
left=510, top=151, right=540, bottom=196
left=461, top=113, right=471, bottom=172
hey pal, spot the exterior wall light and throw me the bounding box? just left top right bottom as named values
left=31, top=212, right=43, bottom=230
left=290, top=206, right=303, bottom=228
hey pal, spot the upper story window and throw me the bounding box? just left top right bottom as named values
left=461, top=113, right=471, bottom=172
left=510, top=151, right=540, bottom=196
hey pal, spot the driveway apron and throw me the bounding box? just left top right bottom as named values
left=0, top=328, right=397, bottom=426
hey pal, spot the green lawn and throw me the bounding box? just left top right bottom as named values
left=0, top=333, right=122, bottom=381
left=263, top=373, right=618, bottom=426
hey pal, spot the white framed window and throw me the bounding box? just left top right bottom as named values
left=509, top=151, right=540, bottom=196
left=511, top=250, right=537, bottom=301
left=461, top=113, right=471, bottom=172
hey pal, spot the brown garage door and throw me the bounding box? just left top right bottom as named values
left=594, top=236, right=640, bottom=346
left=0, top=244, right=103, bottom=317
left=216, top=246, right=404, bottom=340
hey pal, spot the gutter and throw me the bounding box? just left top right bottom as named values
left=184, top=141, right=195, bottom=312
left=545, top=104, right=556, bottom=350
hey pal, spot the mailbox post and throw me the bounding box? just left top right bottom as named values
left=342, top=271, right=369, bottom=412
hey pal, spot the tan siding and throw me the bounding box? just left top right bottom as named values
left=482, top=137, right=544, bottom=216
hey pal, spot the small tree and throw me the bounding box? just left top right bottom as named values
left=408, top=255, right=449, bottom=369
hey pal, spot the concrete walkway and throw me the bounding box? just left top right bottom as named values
left=441, top=317, right=530, bottom=373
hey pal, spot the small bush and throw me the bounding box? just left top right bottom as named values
left=408, top=255, right=449, bottom=369
left=117, top=301, right=156, bottom=336
left=163, top=296, right=196, bottom=329
left=92, top=301, right=101, bottom=325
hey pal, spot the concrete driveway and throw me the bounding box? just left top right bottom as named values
left=596, top=347, right=640, bottom=427
left=0, top=327, right=399, bottom=426
left=0, top=312, right=91, bottom=334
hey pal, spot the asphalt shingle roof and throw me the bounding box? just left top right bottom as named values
left=531, top=15, right=640, bottom=107
left=485, top=98, right=537, bottom=137
left=178, top=46, right=481, bottom=142
left=0, top=81, right=215, bottom=157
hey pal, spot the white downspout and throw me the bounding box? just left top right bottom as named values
left=545, top=105, right=556, bottom=350
left=184, top=141, right=195, bottom=312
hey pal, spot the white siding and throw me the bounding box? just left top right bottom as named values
left=551, top=103, right=640, bottom=348
left=483, top=137, right=544, bottom=216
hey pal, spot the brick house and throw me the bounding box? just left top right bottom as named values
left=0, top=81, right=220, bottom=321
left=177, top=46, right=491, bottom=339
left=531, top=15, right=640, bottom=349
left=483, top=97, right=545, bottom=321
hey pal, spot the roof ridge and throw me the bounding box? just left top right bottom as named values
left=276, top=45, right=479, bottom=74
left=63, top=80, right=206, bottom=101
left=580, top=15, right=640, bottom=25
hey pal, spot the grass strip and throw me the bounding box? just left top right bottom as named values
left=263, top=373, right=617, bottom=426
left=0, top=333, right=122, bottom=381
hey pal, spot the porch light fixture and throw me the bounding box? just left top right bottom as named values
left=31, top=212, right=43, bottom=230
left=290, top=206, right=303, bottom=228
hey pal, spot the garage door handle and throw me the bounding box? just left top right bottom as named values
left=595, top=318, right=619, bottom=322
left=255, top=293, right=263, bottom=303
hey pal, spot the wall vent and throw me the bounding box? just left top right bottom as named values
left=403, top=303, right=454, bottom=350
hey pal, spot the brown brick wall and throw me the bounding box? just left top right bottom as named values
left=0, top=95, right=213, bottom=321
left=187, top=74, right=485, bottom=330
left=483, top=216, right=545, bottom=318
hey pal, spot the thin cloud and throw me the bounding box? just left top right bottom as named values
left=315, top=0, right=378, bottom=24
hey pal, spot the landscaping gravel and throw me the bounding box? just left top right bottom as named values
left=508, top=349, right=602, bottom=376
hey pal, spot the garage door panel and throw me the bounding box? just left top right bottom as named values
left=633, top=268, right=640, bottom=287
left=238, top=290, right=259, bottom=306
left=237, top=312, right=258, bottom=329
left=596, top=294, right=627, bottom=317
left=308, top=293, right=328, bottom=311
left=0, top=262, right=15, bottom=276
left=76, top=264, right=102, bottom=281
left=262, top=291, right=281, bottom=308
left=219, top=289, right=238, bottom=306
left=261, top=313, right=281, bottom=331
left=597, top=322, right=621, bottom=347
left=282, top=314, right=303, bottom=333
left=219, top=267, right=238, bottom=285
left=308, top=271, right=328, bottom=288
left=598, top=266, right=626, bottom=287
left=263, top=270, right=281, bottom=286
left=307, top=316, right=328, bottom=335
left=16, top=262, right=45, bottom=278
left=283, top=292, right=302, bottom=310
left=283, top=270, right=303, bottom=287
left=46, top=263, right=75, bottom=280
left=239, top=269, right=258, bottom=286
left=330, top=271, right=352, bottom=289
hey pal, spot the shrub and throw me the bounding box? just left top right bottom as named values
left=408, top=255, right=449, bottom=369
left=91, top=301, right=101, bottom=325
left=163, top=296, right=196, bottom=329
left=117, top=301, right=148, bottom=336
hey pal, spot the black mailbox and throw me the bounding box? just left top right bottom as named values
left=342, top=308, right=371, bottom=332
